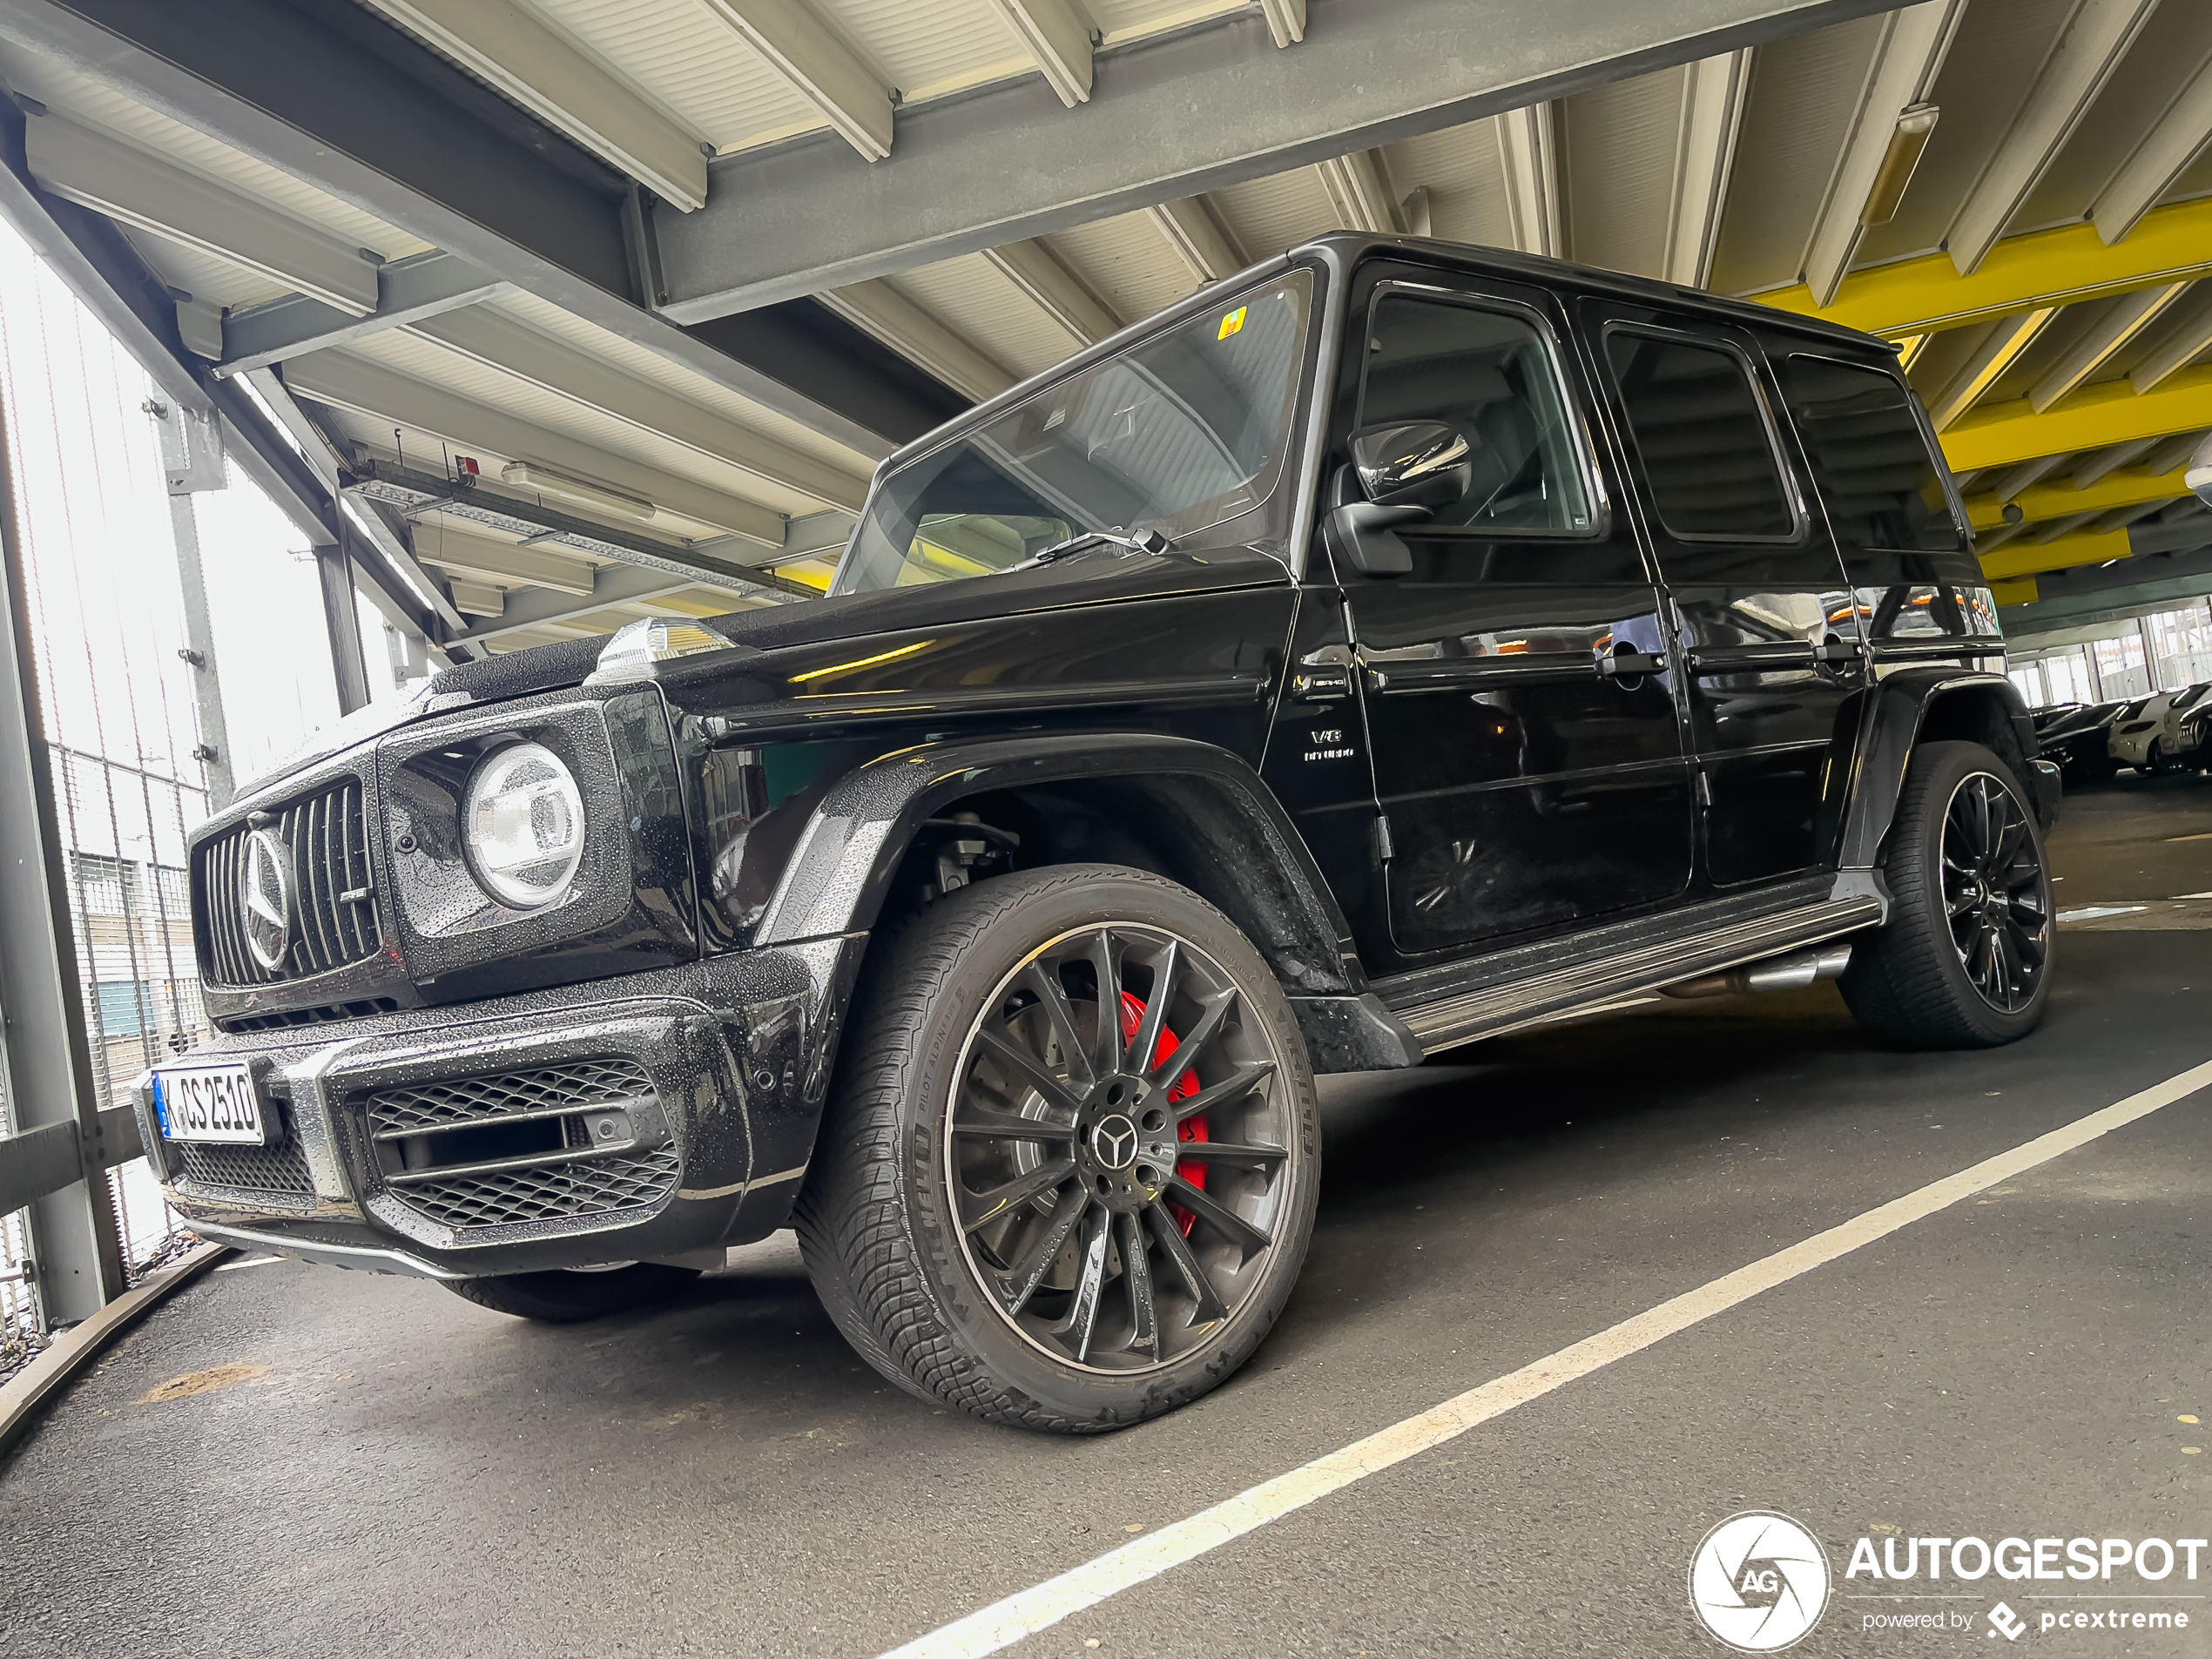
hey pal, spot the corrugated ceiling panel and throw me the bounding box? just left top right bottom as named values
left=2164, top=149, right=2212, bottom=207
left=828, top=0, right=1033, bottom=104
left=335, top=329, right=819, bottom=517
left=1985, top=294, right=2123, bottom=404
left=1561, top=65, right=1686, bottom=279
left=1855, top=0, right=2075, bottom=266
left=1088, top=0, right=1245, bottom=46
left=2111, top=280, right=2212, bottom=381
left=890, top=253, right=1077, bottom=381
left=2015, top=2, right=2212, bottom=232
left=1380, top=118, right=1514, bottom=250
left=0, top=54, right=429, bottom=258
left=529, top=0, right=820, bottom=154
left=1709, top=13, right=1886, bottom=297
left=1209, top=168, right=1337, bottom=262
left=1047, top=211, right=1199, bottom=325
left=485, top=291, right=878, bottom=482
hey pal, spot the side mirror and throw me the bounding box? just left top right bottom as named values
left=1323, top=421, right=1476, bottom=578
left=1350, top=421, right=1475, bottom=510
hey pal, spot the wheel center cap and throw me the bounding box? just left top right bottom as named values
left=1089, top=1113, right=1139, bottom=1171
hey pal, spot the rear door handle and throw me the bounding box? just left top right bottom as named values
left=1598, top=647, right=1668, bottom=678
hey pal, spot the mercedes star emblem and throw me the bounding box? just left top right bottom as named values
left=1089, top=1113, right=1139, bottom=1171
left=239, top=827, right=294, bottom=972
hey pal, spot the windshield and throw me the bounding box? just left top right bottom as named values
left=838, top=269, right=1315, bottom=593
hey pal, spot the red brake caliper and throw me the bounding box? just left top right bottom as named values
left=1118, top=991, right=1204, bottom=1235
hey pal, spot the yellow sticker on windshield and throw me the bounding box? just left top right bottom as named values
left=1217, top=306, right=1247, bottom=341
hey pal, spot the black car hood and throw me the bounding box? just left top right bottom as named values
left=228, top=546, right=1287, bottom=801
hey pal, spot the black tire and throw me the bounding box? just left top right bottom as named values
left=443, top=1262, right=702, bottom=1323
left=2148, top=739, right=2174, bottom=776
left=794, top=863, right=1320, bottom=1434
left=1840, top=741, right=2055, bottom=1049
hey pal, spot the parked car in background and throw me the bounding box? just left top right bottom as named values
left=2109, top=693, right=2182, bottom=772
left=2159, top=683, right=2212, bottom=771
left=2034, top=699, right=2128, bottom=782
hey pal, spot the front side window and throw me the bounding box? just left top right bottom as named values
left=840, top=269, right=1314, bottom=592
left=1776, top=354, right=1963, bottom=553
left=1359, top=293, right=1593, bottom=535
left=1604, top=331, right=1796, bottom=540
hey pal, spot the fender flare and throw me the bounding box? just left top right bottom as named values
left=750, top=732, right=1420, bottom=1072
left=1834, top=666, right=2048, bottom=875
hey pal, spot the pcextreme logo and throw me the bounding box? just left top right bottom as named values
left=1689, top=1511, right=1832, bottom=1652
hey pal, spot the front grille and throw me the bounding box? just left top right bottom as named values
left=368, top=1059, right=653, bottom=1137
left=173, top=1136, right=316, bottom=1198
left=222, top=998, right=401, bottom=1035
left=195, top=778, right=380, bottom=987
left=388, top=1149, right=681, bottom=1231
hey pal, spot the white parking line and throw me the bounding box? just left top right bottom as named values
left=212, top=1255, right=285, bottom=1272
left=879, top=1056, right=2212, bottom=1659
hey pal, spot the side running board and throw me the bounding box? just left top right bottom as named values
left=1376, top=891, right=1884, bottom=1055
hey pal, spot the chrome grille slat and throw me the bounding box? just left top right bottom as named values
left=192, top=777, right=380, bottom=988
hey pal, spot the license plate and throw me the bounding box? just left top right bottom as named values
left=152, top=1063, right=266, bottom=1145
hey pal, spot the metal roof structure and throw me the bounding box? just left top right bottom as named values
left=0, top=0, right=2208, bottom=663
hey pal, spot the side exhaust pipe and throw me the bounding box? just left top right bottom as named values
left=1660, top=941, right=1853, bottom=1000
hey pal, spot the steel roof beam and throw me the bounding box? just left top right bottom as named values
left=1798, top=0, right=1963, bottom=307
left=1963, top=462, right=2189, bottom=531
left=814, top=279, right=1015, bottom=403
left=1945, top=0, right=2158, bottom=278
left=1662, top=49, right=1752, bottom=290
left=449, top=563, right=720, bottom=647
left=2027, top=281, right=2189, bottom=411
left=286, top=348, right=786, bottom=545
left=2130, top=290, right=2212, bottom=395
left=648, top=0, right=1898, bottom=319
left=0, top=0, right=952, bottom=451
left=2092, top=51, right=2212, bottom=246
left=983, top=0, right=1095, bottom=109
left=369, top=0, right=710, bottom=211
left=981, top=239, right=1120, bottom=346
left=1762, top=197, right=2212, bottom=337
left=1147, top=197, right=1244, bottom=286
left=403, top=305, right=871, bottom=509
left=215, top=249, right=510, bottom=376
left=1940, top=364, right=2212, bottom=474
left=1494, top=103, right=1562, bottom=259
left=698, top=0, right=894, bottom=162
left=412, top=523, right=599, bottom=597
left=1926, top=308, right=2057, bottom=432
left=24, top=111, right=379, bottom=313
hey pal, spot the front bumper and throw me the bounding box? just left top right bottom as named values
left=138, top=937, right=865, bottom=1279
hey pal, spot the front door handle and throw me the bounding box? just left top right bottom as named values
left=1598, top=645, right=1668, bottom=678
left=1814, top=636, right=1865, bottom=664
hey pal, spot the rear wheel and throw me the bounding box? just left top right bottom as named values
left=1840, top=741, right=2054, bottom=1049
left=796, top=864, right=1319, bottom=1433
left=444, top=1262, right=702, bottom=1322
left=2148, top=739, right=2175, bottom=775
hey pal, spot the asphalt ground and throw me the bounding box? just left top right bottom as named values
left=3, top=772, right=2207, bottom=1659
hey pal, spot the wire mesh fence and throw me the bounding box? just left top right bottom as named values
left=0, top=204, right=342, bottom=1333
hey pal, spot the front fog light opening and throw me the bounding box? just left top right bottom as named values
left=462, top=741, right=586, bottom=908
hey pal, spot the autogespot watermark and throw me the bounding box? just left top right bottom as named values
left=1689, top=1517, right=2209, bottom=1649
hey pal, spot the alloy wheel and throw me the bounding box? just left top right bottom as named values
left=943, top=923, right=1296, bottom=1374
left=1939, top=771, right=2050, bottom=1013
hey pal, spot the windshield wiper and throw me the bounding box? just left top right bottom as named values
left=1015, top=526, right=1172, bottom=570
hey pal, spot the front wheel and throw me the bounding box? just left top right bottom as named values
left=444, top=1262, right=702, bottom=1322
left=796, top=864, right=1320, bottom=1433
left=1840, top=741, right=2055, bottom=1049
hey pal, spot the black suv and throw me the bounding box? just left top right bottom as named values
left=141, top=234, right=2057, bottom=1433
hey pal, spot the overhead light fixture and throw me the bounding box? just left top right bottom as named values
left=500, top=462, right=656, bottom=521
left=1860, top=103, right=1939, bottom=228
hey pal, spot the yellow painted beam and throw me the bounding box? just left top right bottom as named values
left=1760, top=197, right=2212, bottom=338
left=1989, top=577, right=2038, bottom=607
left=1938, top=364, right=2212, bottom=473
left=1978, top=528, right=2130, bottom=583
left=1963, top=465, right=2188, bottom=529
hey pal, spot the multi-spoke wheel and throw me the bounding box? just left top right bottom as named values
left=1840, top=741, right=2055, bottom=1049
left=795, top=864, right=1319, bottom=1433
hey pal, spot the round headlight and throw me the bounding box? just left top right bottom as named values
left=463, top=742, right=585, bottom=908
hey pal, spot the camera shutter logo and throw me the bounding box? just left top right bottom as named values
left=239, top=828, right=293, bottom=972
left=1689, top=1511, right=1831, bottom=1652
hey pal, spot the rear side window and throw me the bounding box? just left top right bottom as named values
left=1603, top=331, right=1795, bottom=540
left=1776, top=354, right=1963, bottom=553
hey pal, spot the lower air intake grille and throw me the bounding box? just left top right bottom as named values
left=368, top=1058, right=653, bottom=1137
left=389, top=1148, right=680, bottom=1231
left=174, top=1136, right=316, bottom=1198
